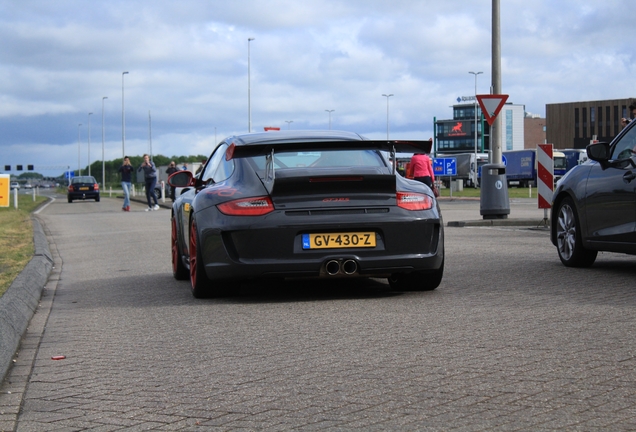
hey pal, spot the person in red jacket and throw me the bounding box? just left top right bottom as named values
left=410, top=153, right=435, bottom=188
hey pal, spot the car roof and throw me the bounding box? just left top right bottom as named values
left=225, top=130, right=365, bottom=145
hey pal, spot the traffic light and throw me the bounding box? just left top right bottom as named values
left=28, top=165, right=34, bottom=170
left=16, top=165, right=23, bottom=171
left=4, top=165, right=9, bottom=171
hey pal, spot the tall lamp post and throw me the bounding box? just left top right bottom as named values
left=248, top=37, right=255, bottom=132
left=77, top=123, right=82, bottom=176
left=102, top=97, right=108, bottom=188
left=469, top=71, right=483, bottom=188
left=325, top=110, right=334, bottom=130
left=285, top=120, right=293, bottom=129
left=122, top=71, right=129, bottom=158
left=382, top=94, right=393, bottom=140
left=87, top=112, right=93, bottom=176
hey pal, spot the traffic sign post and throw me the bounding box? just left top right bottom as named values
left=477, top=94, right=511, bottom=220
left=433, top=157, right=457, bottom=197
left=0, top=174, right=9, bottom=208
left=476, top=94, right=509, bottom=126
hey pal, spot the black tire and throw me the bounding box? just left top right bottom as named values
left=95, top=196, right=100, bottom=202
left=172, top=217, right=188, bottom=280
left=67, top=197, right=72, bottom=203
left=388, top=259, right=444, bottom=291
left=555, top=197, right=597, bottom=267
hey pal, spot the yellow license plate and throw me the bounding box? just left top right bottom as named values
left=79, top=187, right=89, bottom=190
left=302, top=232, right=376, bottom=249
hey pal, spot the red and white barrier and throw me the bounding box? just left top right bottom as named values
left=537, top=143, right=554, bottom=209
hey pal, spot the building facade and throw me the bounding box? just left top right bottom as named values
left=434, top=101, right=525, bottom=155
left=524, top=116, right=546, bottom=149
left=546, top=98, right=635, bottom=149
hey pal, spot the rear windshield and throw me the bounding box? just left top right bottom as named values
left=72, top=176, right=96, bottom=184
left=249, top=150, right=387, bottom=171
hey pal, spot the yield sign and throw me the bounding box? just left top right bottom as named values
left=476, top=94, right=509, bottom=126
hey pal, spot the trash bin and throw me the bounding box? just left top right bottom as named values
left=480, top=163, right=510, bottom=219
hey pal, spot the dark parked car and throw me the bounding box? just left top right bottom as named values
left=551, top=119, right=636, bottom=267
left=169, top=130, right=444, bottom=298
left=67, top=176, right=100, bottom=202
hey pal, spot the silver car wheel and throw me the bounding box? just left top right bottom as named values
left=556, top=203, right=576, bottom=261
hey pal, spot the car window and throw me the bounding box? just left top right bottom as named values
left=249, top=150, right=386, bottom=172
left=72, top=176, right=95, bottom=184
left=612, top=125, right=636, bottom=160
left=202, top=143, right=234, bottom=183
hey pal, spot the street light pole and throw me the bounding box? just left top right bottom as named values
left=285, top=120, right=293, bottom=129
left=248, top=37, right=255, bottom=133
left=78, top=123, right=82, bottom=176
left=102, top=97, right=107, bottom=188
left=382, top=94, right=393, bottom=140
left=87, top=112, right=93, bottom=176
left=122, top=71, right=129, bottom=158
left=325, top=110, right=334, bottom=130
left=469, top=71, right=483, bottom=188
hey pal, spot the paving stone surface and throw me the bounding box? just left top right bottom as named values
left=1, top=197, right=636, bottom=431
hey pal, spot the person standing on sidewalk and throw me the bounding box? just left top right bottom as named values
left=118, top=156, right=134, bottom=211
left=138, top=154, right=159, bottom=211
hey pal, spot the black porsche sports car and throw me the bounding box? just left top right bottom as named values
left=551, top=118, right=636, bottom=267
left=169, top=130, right=444, bottom=298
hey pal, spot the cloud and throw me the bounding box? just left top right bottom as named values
left=1, top=0, right=636, bottom=175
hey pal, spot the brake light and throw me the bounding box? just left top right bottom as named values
left=217, top=196, right=274, bottom=216
left=67, top=185, right=73, bottom=192
left=396, top=192, right=434, bottom=211
left=94, top=184, right=100, bottom=191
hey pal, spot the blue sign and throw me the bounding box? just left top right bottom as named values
left=65, top=170, right=74, bottom=179
left=433, top=158, right=457, bottom=176
left=502, top=154, right=507, bottom=166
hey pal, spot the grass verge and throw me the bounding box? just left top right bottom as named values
left=0, top=195, right=49, bottom=297
left=438, top=185, right=540, bottom=199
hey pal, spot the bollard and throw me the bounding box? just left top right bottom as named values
left=13, top=187, right=18, bottom=209
left=109, top=186, right=112, bottom=197
left=161, top=181, right=165, bottom=203
left=32, top=187, right=36, bottom=201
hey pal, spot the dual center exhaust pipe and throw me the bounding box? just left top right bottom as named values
left=325, top=259, right=358, bottom=276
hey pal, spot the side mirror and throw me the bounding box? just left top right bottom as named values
left=168, top=170, right=194, bottom=188
left=586, top=142, right=610, bottom=162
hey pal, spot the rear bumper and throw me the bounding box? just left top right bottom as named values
left=68, top=192, right=99, bottom=200
left=195, top=206, right=444, bottom=281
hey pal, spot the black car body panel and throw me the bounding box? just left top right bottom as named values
left=551, top=120, right=636, bottom=262
left=68, top=176, right=100, bottom=202
left=170, top=131, right=444, bottom=295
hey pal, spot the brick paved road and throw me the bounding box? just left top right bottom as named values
left=2, top=196, right=636, bottom=431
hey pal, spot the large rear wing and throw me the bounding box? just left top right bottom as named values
left=226, top=139, right=432, bottom=159
left=225, top=139, right=432, bottom=176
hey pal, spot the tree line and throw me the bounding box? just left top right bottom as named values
left=16, top=154, right=207, bottom=186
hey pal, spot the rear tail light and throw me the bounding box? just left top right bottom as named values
left=396, top=192, right=434, bottom=211
left=217, top=196, right=274, bottom=216
left=94, top=183, right=100, bottom=191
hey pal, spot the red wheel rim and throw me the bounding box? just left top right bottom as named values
left=171, top=218, right=179, bottom=274
left=189, top=220, right=197, bottom=288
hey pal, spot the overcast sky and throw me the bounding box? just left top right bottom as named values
left=1, top=0, right=634, bottom=175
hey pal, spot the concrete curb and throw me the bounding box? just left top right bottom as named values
left=0, top=217, right=53, bottom=382
left=447, top=218, right=550, bottom=228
